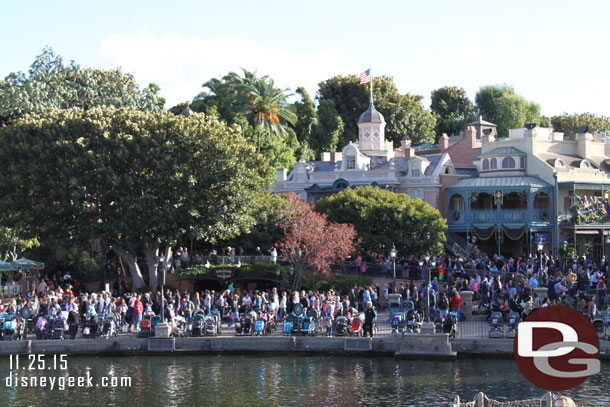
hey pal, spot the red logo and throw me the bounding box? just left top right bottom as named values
left=513, top=305, right=600, bottom=391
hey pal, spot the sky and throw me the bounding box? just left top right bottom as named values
left=2, top=0, right=609, bottom=116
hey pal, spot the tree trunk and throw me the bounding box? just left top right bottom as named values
left=145, top=244, right=172, bottom=291
left=112, top=246, right=145, bottom=291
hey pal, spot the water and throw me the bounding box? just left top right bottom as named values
left=0, top=355, right=608, bottom=406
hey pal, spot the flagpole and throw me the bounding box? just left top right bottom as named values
left=369, top=67, right=373, bottom=104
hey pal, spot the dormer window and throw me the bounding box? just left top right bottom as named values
left=556, top=160, right=564, bottom=168
left=491, top=158, right=497, bottom=169
left=346, top=155, right=356, bottom=170
left=412, top=169, right=421, bottom=177
left=502, top=157, right=515, bottom=169
left=582, top=161, right=590, bottom=168
left=483, top=159, right=489, bottom=170
left=520, top=157, right=525, bottom=168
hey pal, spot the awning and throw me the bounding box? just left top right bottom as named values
left=502, top=224, right=528, bottom=240
left=472, top=225, right=496, bottom=240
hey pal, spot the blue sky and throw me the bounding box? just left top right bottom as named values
left=2, top=0, right=609, bottom=116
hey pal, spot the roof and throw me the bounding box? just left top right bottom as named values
left=449, top=176, right=551, bottom=189
left=537, top=152, right=598, bottom=170
left=424, top=155, right=444, bottom=175
left=455, top=167, right=479, bottom=177
left=479, top=147, right=526, bottom=157
left=358, top=103, right=385, bottom=124
left=467, top=117, right=497, bottom=127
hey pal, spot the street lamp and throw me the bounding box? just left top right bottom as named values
left=424, top=251, right=431, bottom=323
left=562, top=240, right=568, bottom=273
left=537, top=236, right=544, bottom=269
left=390, top=244, right=397, bottom=294
left=497, top=232, right=503, bottom=258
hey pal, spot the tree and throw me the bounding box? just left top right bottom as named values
left=548, top=113, right=610, bottom=140
left=317, top=75, right=436, bottom=146
left=475, top=84, right=541, bottom=138
left=310, top=99, right=343, bottom=158
left=315, top=186, right=446, bottom=256
left=0, top=107, right=273, bottom=290
left=0, top=47, right=164, bottom=124
left=277, top=193, right=358, bottom=290
left=0, top=227, right=39, bottom=262
left=430, top=86, right=478, bottom=137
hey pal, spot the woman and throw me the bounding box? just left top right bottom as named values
left=278, top=291, right=287, bottom=321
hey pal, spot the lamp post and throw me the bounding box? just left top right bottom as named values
left=604, top=234, right=610, bottom=263
left=497, top=231, right=502, bottom=258
left=537, top=236, right=544, bottom=268
left=390, top=244, right=397, bottom=294
left=562, top=240, right=568, bottom=274
left=424, top=251, right=431, bottom=323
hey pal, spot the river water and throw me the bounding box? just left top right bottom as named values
left=0, top=355, right=607, bottom=406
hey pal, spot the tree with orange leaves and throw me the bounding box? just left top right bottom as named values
left=277, top=193, right=359, bottom=290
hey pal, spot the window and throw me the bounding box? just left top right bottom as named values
left=412, top=169, right=421, bottom=177
left=520, top=156, right=525, bottom=168
left=335, top=181, right=348, bottom=190
left=582, top=161, right=590, bottom=168
left=365, top=132, right=370, bottom=138
left=346, top=155, right=356, bottom=170
left=491, top=158, right=497, bottom=169
left=483, top=159, right=489, bottom=170
left=502, top=157, right=515, bottom=169
left=373, top=132, right=378, bottom=138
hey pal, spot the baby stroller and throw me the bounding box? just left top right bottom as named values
left=350, top=314, right=363, bottom=337
left=204, top=314, right=218, bottom=336
left=283, top=314, right=296, bottom=336
left=488, top=311, right=504, bottom=338
left=443, top=311, right=458, bottom=338
left=20, top=306, right=34, bottom=338
left=300, top=314, right=315, bottom=336
left=210, top=309, right=222, bottom=335
left=505, top=311, right=520, bottom=339
left=51, top=316, right=66, bottom=340
left=101, top=313, right=118, bottom=339
left=83, top=316, right=100, bottom=339
left=334, top=316, right=348, bottom=336
left=192, top=309, right=205, bottom=337
left=150, top=315, right=162, bottom=336
left=139, top=313, right=153, bottom=338
left=3, top=314, right=22, bottom=341
left=405, top=302, right=422, bottom=333
left=35, top=316, right=49, bottom=339
left=254, top=315, right=266, bottom=336
left=391, top=312, right=405, bottom=336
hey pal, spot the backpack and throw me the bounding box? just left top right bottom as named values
left=440, top=296, right=449, bottom=310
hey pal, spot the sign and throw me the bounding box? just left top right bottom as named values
left=514, top=305, right=600, bottom=391
left=213, top=269, right=234, bottom=280
left=534, top=232, right=551, bottom=244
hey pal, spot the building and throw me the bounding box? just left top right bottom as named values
left=274, top=103, right=461, bottom=214
left=445, top=124, right=610, bottom=260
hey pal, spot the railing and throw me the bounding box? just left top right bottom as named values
left=1, top=285, right=21, bottom=296
left=448, top=209, right=552, bottom=225
left=559, top=210, right=610, bottom=226
left=453, top=392, right=554, bottom=407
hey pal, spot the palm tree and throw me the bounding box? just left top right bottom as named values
left=237, top=77, right=297, bottom=153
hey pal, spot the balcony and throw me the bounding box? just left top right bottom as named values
left=559, top=210, right=610, bottom=226
left=448, top=209, right=552, bottom=226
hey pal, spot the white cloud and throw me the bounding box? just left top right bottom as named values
left=99, top=32, right=351, bottom=107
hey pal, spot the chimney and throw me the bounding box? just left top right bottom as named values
left=439, top=133, right=449, bottom=152
left=330, top=152, right=342, bottom=163
left=481, top=128, right=495, bottom=145
left=321, top=152, right=331, bottom=162
left=465, top=126, right=477, bottom=144
left=401, top=137, right=415, bottom=158
left=276, top=168, right=287, bottom=182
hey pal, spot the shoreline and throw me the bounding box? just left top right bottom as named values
left=1, top=335, right=608, bottom=360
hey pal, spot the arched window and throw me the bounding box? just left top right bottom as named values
left=582, top=161, right=590, bottom=168
left=346, top=155, right=356, bottom=170
left=335, top=181, right=348, bottom=190
left=490, top=158, right=497, bottom=169
left=483, top=159, right=489, bottom=170
left=520, top=156, right=525, bottom=168
left=502, top=157, right=515, bottom=169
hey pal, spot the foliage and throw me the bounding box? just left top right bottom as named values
left=63, top=248, right=100, bottom=281
left=277, top=193, right=359, bottom=290
left=214, top=192, right=289, bottom=254
left=430, top=86, right=478, bottom=137
left=315, top=185, right=447, bottom=256
left=301, top=275, right=373, bottom=294
left=310, top=99, right=343, bottom=158
left=547, top=113, right=610, bottom=140
left=475, top=84, right=541, bottom=138
left=192, top=68, right=298, bottom=168
left=0, top=106, right=273, bottom=289
left=0, top=226, right=40, bottom=262
left=181, top=262, right=291, bottom=280
left=0, top=47, right=164, bottom=125
left=316, top=75, right=436, bottom=146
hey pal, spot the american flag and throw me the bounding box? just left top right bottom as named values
left=359, top=69, right=371, bottom=85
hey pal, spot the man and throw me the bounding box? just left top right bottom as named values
left=363, top=301, right=376, bottom=337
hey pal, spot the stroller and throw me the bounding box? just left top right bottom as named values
left=35, top=316, right=49, bottom=339
left=443, top=311, right=458, bottom=338
left=3, top=314, right=23, bottom=341
left=204, top=314, right=218, bottom=336
left=254, top=315, right=266, bottom=336
left=350, top=314, right=363, bottom=337
left=20, top=306, right=35, bottom=338
left=236, top=311, right=256, bottom=336
left=391, top=312, right=405, bottom=336
left=51, top=316, right=66, bottom=340
left=83, top=316, right=100, bottom=339
left=150, top=315, right=162, bottom=336
left=101, top=313, right=118, bottom=339
left=300, top=314, right=315, bottom=336
left=333, top=316, right=348, bottom=336
left=488, top=311, right=504, bottom=338
left=505, top=311, right=520, bottom=339
left=139, top=314, right=153, bottom=338
left=210, top=309, right=222, bottom=335
left=192, top=309, right=205, bottom=337
left=405, top=301, right=422, bottom=333
left=283, top=313, right=297, bottom=336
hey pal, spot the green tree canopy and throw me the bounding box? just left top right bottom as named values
left=317, top=75, right=436, bottom=146
left=0, top=107, right=273, bottom=289
left=546, top=113, right=610, bottom=140
left=315, top=186, right=446, bottom=256
left=430, top=86, right=478, bottom=137
left=475, top=84, right=541, bottom=138
left=0, top=47, right=165, bottom=125
left=189, top=68, right=298, bottom=169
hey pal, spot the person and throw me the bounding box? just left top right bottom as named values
left=439, top=292, right=450, bottom=320
left=271, top=247, right=278, bottom=265
left=181, top=294, right=195, bottom=330
left=587, top=295, right=598, bottom=320
left=554, top=396, right=576, bottom=407
left=278, top=291, right=287, bottom=321
left=363, top=301, right=376, bottom=337
left=450, top=290, right=462, bottom=320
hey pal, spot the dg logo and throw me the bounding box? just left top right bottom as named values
left=514, top=305, right=601, bottom=391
